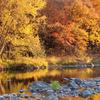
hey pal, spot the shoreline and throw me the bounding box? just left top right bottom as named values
left=0, top=78, right=100, bottom=99
left=0, top=63, right=100, bottom=72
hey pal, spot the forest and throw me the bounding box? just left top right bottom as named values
left=0, top=0, right=100, bottom=100
left=0, top=0, right=100, bottom=67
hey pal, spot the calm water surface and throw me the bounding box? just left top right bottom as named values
left=0, top=67, right=100, bottom=100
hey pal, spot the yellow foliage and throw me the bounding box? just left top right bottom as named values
left=47, top=56, right=60, bottom=65
left=0, top=0, right=46, bottom=59
left=15, top=57, right=48, bottom=67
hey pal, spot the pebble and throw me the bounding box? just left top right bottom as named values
left=1, top=78, right=100, bottom=99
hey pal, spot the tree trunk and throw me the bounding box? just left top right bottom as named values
left=0, top=42, right=6, bottom=59
left=0, top=80, right=5, bottom=94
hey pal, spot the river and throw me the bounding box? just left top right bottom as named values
left=0, top=67, right=100, bottom=100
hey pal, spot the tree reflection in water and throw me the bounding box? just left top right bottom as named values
left=0, top=68, right=100, bottom=99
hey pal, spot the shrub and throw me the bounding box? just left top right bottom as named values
left=14, top=57, right=48, bottom=69
left=50, top=81, right=61, bottom=91
left=47, top=56, right=60, bottom=65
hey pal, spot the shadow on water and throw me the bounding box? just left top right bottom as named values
left=0, top=67, right=100, bottom=99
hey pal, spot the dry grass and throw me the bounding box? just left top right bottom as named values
left=0, top=54, right=96, bottom=69
left=15, top=57, right=48, bottom=67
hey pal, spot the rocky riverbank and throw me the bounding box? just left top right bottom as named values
left=0, top=78, right=100, bottom=100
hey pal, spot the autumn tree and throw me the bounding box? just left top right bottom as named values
left=39, top=0, right=100, bottom=58
left=39, top=22, right=76, bottom=56
left=68, top=0, right=100, bottom=55
left=41, top=0, right=71, bottom=25
left=0, top=0, right=46, bottom=60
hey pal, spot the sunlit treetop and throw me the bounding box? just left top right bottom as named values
left=0, top=0, right=46, bottom=58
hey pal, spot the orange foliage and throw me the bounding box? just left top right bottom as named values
left=41, top=0, right=69, bottom=25
left=51, top=22, right=75, bottom=46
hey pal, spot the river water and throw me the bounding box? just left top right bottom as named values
left=0, top=67, right=100, bottom=100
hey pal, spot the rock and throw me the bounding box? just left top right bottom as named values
left=85, top=81, right=96, bottom=87
left=70, top=90, right=79, bottom=97
left=30, top=81, right=50, bottom=92
left=80, top=89, right=94, bottom=98
left=80, top=80, right=96, bottom=88
left=3, top=94, right=10, bottom=98
left=96, top=82, right=100, bottom=86
left=4, top=94, right=18, bottom=100
left=37, top=95, right=43, bottom=100
left=64, top=78, right=70, bottom=81
left=58, top=85, right=72, bottom=96
left=11, top=96, right=18, bottom=100
left=60, top=85, right=71, bottom=93
left=44, top=95, right=58, bottom=100
left=47, top=89, right=54, bottom=95
left=68, top=80, right=79, bottom=89
left=95, top=88, right=100, bottom=93
left=32, top=93, right=43, bottom=100
left=0, top=96, right=4, bottom=100
left=32, top=93, right=38, bottom=96
left=19, top=89, right=25, bottom=93
left=32, top=93, right=42, bottom=100
left=74, top=78, right=82, bottom=85
left=58, top=91, right=69, bottom=96
left=17, top=93, right=23, bottom=98
left=70, top=78, right=76, bottom=80
left=24, top=94, right=30, bottom=99
left=0, top=78, right=100, bottom=99
left=32, top=81, right=49, bottom=87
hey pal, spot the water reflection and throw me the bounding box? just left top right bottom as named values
left=0, top=68, right=96, bottom=81
left=0, top=67, right=100, bottom=99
